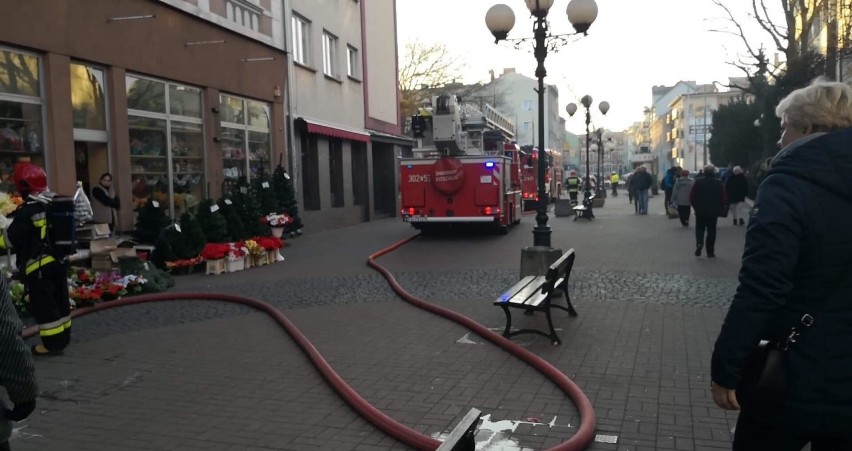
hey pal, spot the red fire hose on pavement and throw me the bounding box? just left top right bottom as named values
left=22, top=235, right=595, bottom=450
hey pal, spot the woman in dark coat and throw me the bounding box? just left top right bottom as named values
left=711, top=79, right=852, bottom=449
left=725, top=166, right=749, bottom=226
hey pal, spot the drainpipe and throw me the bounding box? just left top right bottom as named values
left=283, top=0, right=299, bottom=191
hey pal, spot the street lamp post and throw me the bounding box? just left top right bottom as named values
left=567, top=96, right=608, bottom=217
left=485, top=0, right=598, bottom=249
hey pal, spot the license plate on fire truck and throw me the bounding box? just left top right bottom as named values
left=406, top=215, right=428, bottom=222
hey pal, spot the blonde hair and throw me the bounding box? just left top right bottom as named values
left=775, top=78, right=852, bottom=131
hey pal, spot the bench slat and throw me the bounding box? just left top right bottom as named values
left=524, top=290, right=549, bottom=308
left=504, top=276, right=547, bottom=306
left=494, top=275, right=537, bottom=304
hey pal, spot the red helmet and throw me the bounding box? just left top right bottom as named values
left=12, top=162, right=48, bottom=194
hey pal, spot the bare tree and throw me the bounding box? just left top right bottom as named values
left=710, top=0, right=826, bottom=78
left=398, top=41, right=464, bottom=122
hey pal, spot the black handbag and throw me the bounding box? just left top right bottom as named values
left=736, top=314, right=814, bottom=415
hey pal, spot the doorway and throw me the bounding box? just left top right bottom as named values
left=74, top=141, right=109, bottom=195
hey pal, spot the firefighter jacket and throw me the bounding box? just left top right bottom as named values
left=0, top=277, right=37, bottom=407
left=0, top=197, right=56, bottom=275
left=566, top=176, right=580, bottom=193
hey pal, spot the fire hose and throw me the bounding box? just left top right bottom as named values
left=22, top=236, right=595, bottom=450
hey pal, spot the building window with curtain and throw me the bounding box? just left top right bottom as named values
left=0, top=47, right=44, bottom=193
left=322, top=31, right=339, bottom=77
left=127, top=75, right=205, bottom=218
left=346, top=45, right=359, bottom=78
left=291, top=14, right=310, bottom=65
left=219, top=94, right=270, bottom=194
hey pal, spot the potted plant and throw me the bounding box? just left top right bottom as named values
left=225, top=242, right=247, bottom=272
left=243, top=239, right=267, bottom=267
left=201, top=243, right=229, bottom=275
left=261, top=213, right=292, bottom=238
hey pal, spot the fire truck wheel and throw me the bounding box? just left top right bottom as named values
left=493, top=223, right=508, bottom=235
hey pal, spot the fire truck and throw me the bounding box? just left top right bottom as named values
left=519, top=146, right=564, bottom=209
left=401, top=94, right=522, bottom=233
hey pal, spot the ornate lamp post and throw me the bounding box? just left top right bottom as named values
left=485, top=0, right=598, bottom=249
left=567, top=96, right=608, bottom=217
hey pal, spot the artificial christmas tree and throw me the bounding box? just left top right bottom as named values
left=253, top=166, right=279, bottom=216
left=217, top=197, right=247, bottom=241
left=174, top=211, right=205, bottom=259
left=151, top=230, right=177, bottom=270
left=133, top=199, right=170, bottom=244
left=196, top=198, right=230, bottom=243
left=272, top=165, right=303, bottom=236
left=232, top=180, right=266, bottom=237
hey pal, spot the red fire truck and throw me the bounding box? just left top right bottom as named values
left=402, top=94, right=522, bottom=233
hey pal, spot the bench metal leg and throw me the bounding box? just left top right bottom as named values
left=563, top=290, right=578, bottom=317
left=544, top=306, right=561, bottom=346
left=500, top=305, right=512, bottom=338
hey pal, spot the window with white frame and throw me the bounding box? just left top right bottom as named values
left=322, top=31, right=339, bottom=77
left=291, top=14, right=310, bottom=65
left=346, top=45, right=359, bottom=78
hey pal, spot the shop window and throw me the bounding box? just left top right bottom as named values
left=0, top=47, right=43, bottom=193
left=127, top=75, right=204, bottom=218
left=219, top=94, right=271, bottom=195
left=329, top=138, right=343, bottom=207
left=0, top=49, right=40, bottom=97
left=70, top=63, right=106, bottom=130
left=126, top=76, right=166, bottom=113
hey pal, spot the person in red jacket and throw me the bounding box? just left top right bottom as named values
left=689, top=165, right=727, bottom=257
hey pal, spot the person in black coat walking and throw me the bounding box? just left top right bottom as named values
left=1, top=278, right=37, bottom=451
left=689, top=165, right=726, bottom=257
left=725, top=166, right=748, bottom=226
left=711, top=78, right=852, bottom=450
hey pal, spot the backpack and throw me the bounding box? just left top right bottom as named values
left=39, top=193, right=78, bottom=258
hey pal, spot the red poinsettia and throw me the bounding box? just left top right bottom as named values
left=251, top=236, right=284, bottom=250
left=200, top=243, right=230, bottom=260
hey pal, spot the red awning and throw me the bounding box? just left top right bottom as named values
left=304, top=120, right=371, bottom=142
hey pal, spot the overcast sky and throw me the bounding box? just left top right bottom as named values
left=396, top=0, right=781, bottom=134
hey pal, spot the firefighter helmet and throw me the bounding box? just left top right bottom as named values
left=12, top=162, right=48, bottom=194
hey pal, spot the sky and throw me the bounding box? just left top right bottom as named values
left=396, top=0, right=782, bottom=135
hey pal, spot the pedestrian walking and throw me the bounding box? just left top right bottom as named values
left=1, top=277, right=38, bottom=451
left=662, top=167, right=677, bottom=207
left=725, top=166, right=748, bottom=226
left=711, top=78, right=852, bottom=450
left=689, top=165, right=726, bottom=257
left=90, top=172, right=120, bottom=232
left=632, top=166, right=653, bottom=215
left=626, top=170, right=638, bottom=211
left=609, top=172, right=619, bottom=196
left=0, top=163, right=72, bottom=356
left=671, top=169, right=693, bottom=226
left=565, top=170, right=580, bottom=205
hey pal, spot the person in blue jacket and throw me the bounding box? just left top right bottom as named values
left=710, top=78, right=852, bottom=449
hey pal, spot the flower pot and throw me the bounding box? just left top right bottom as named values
left=270, top=226, right=284, bottom=239
left=226, top=258, right=245, bottom=272
left=206, top=259, right=226, bottom=275
left=252, top=253, right=269, bottom=267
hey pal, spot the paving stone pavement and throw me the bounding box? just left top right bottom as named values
left=11, top=193, right=751, bottom=450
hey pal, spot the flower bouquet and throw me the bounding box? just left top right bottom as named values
left=261, top=213, right=293, bottom=238
left=201, top=243, right=230, bottom=274
left=225, top=242, right=247, bottom=272
left=243, top=239, right=268, bottom=266
left=9, top=279, right=28, bottom=316
left=252, top=236, right=285, bottom=262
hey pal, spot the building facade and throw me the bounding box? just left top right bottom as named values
left=0, top=0, right=405, bottom=235
left=287, top=0, right=409, bottom=232
left=0, top=0, right=287, bottom=231
left=489, top=69, right=563, bottom=154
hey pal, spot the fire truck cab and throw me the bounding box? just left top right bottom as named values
left=401, top=94, right=522, bottom=234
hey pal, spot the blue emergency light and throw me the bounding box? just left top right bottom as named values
left=485, top=161, right=495, bottom=168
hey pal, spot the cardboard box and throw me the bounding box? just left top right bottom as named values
left=89, top=238, right=137, bottom=271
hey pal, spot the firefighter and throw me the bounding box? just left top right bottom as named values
left=0, top=163, right=71, bottom=356
left=566, top=170, right=580, bottom=205
left=610, top=171, right=620, bottom=197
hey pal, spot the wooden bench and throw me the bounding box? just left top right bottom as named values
left=436, top=408, right=481, bottom=451
left=493, top=250, right=578, bottom=345
left=573, top=195, right=595, bottom=221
